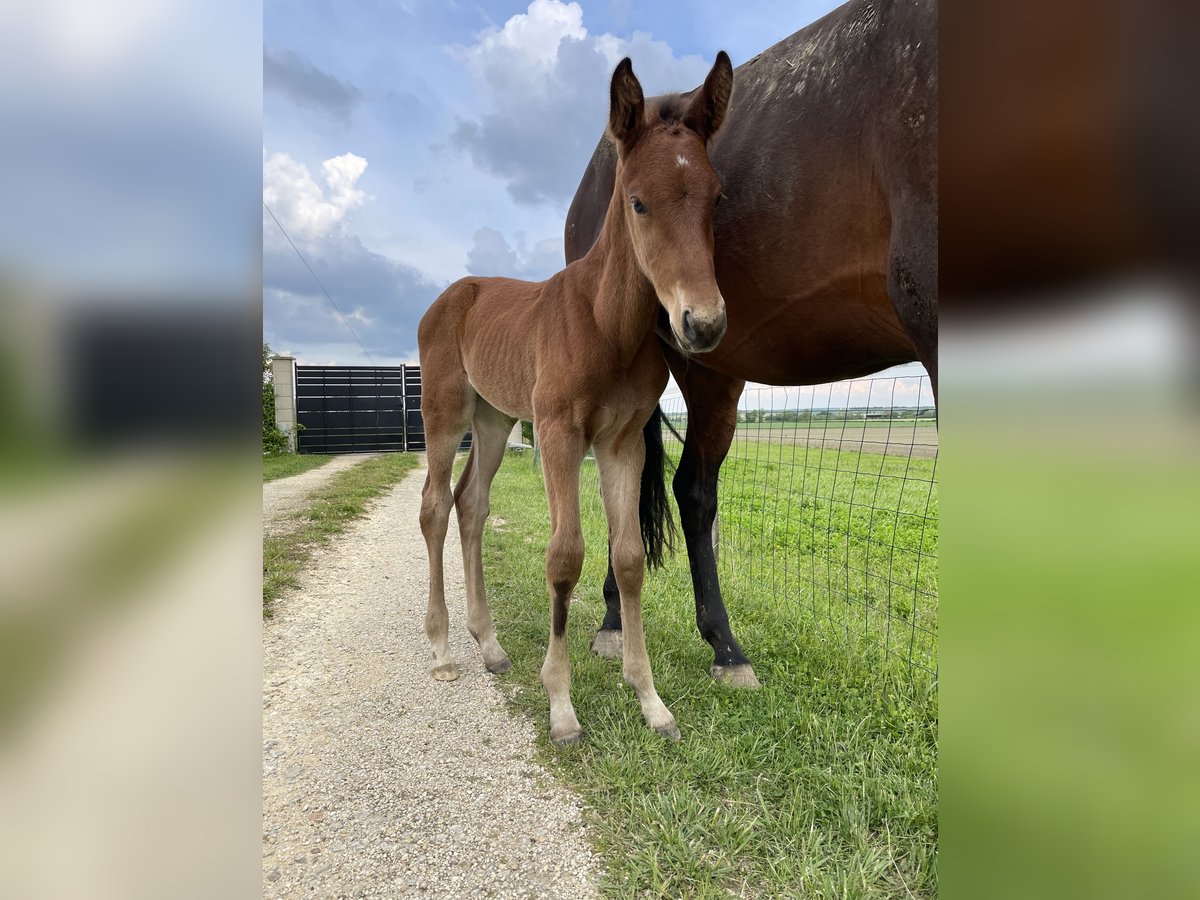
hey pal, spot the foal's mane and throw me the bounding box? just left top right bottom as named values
left=646, top=94, right=702, bottom=138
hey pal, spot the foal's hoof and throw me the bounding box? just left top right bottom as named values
left=550, top=728, right=583, bottom=748
left=485, top=654, right=512, bottom=675
left=654, top=721, right=682, bottom=742
left=431, top=662, right=459, bottom=682
left=591, top=629, right=623, bottom=659
left=710, top=663, right=761, bottom=689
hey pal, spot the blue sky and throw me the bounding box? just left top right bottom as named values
left=263, top=0, right=848, bottom=367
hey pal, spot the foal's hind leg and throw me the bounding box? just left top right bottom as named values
left=595, top=433, right=679, bottom=740
left=419, top=384, right=473, bottom=682
left=454, top=399, right=516, bottom=674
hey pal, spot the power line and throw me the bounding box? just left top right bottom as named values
left=262, top=201, right=375, bottom=364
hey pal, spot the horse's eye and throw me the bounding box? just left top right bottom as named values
left=631, top=197, right=647, bottom=215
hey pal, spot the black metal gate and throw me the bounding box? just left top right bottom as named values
left=402, top=365, right=425, bottom=451
left=295, top=364, right=468, bottom=454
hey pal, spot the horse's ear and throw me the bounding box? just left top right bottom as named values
left=687, top=50, right=733, bottom=141
left=608, top=57, right=645, bottom=152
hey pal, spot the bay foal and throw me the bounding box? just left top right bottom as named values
left=417, top=53, right=733, bottom=745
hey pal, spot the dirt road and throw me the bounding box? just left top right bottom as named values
left=262, top=454, right=378, bottom=537
left=263, top=461, right=598, bottom=899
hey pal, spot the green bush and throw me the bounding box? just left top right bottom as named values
left=263, top=343, right=290, bottom=455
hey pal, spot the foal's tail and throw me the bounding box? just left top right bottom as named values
left=640, top=405, right=679, bottom=570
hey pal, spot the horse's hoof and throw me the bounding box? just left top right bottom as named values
left=654, top=721, right=682, bottom=742
left=485, top=654, right=512, bottom=675
left=431, top=663, right=459, bottom=682
left=592, top=629, right=623, bottom=659
left=550, top=728, right=583, bottom=747
left=711, top=663, right=761, bottom=689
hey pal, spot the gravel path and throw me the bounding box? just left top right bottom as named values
left=263, top=461, right=599, bottom=899
left=263, top=454, right=378, bottom=537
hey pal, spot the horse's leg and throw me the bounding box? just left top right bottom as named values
left=419, top=380, right=473, bottom=682
left=672, top=363, right=760, bottom=688
left=591, top=405, right=658, bottom=659
left=888, top=195, right=938, bottom=400
left=595, top=432, right=679, bottom=739
left=537, top=424, right=587, bottom=746
left=454, top=399, right=516, bottom=675
left=591, top=549, right=624, bottom=658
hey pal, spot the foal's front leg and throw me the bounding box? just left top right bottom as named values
left=595, top=436, right=679, bottom=740
left=538, top=427, right=587, bottom=746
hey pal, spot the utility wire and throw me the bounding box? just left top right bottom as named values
left=263, top=201, right=375, bottom=364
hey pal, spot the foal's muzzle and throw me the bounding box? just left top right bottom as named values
left=677, top=304, right=727, bottom=353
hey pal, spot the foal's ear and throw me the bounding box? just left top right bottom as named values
left=687, top=50, right=733, bottom=142
left=608, top=57, right=645, bottom=152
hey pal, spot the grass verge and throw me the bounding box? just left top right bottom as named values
left=263, top=453, right=419, bottom=616
left=481, top=450, right=937, bottom=898
left=263, top=453, right=334, bottom=482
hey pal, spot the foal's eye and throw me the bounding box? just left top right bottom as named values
left=631, top=197, right=647, bottom=215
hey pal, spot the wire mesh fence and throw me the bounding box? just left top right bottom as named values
left=577, top=372, right=938, bottom=681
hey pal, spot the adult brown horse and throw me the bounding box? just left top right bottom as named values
left=565, top=0, right=937, bottom=687
left=418, top=54, right=733, bottom=744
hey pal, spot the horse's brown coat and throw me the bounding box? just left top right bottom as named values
left=417, top=54, right=734, bottom=745
left=566, top=0, right=938, bottom=685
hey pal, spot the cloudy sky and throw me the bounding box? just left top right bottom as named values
left=262, top=0, right=928, bottom=403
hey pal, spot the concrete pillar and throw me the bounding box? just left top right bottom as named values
left=271, top=355, right=297, bottom=451
left=508, top=420, right=525, bottom=446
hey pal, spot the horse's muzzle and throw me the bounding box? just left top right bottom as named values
left=679, top=305, right=727, bottom=353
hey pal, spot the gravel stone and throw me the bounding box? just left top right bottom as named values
left=264, top=459, right=599, bottom=898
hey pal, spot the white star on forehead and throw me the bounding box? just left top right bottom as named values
left=675, top=154, right=690, bottom=168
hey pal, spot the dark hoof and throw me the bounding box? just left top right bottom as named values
left=550, top=729, right=583, bottom=747
left=710, top=663, right=761, bottom=689
left=654, top=721, right=682, bottom=742
left=591, top=629, right=623, bottom=659
left=485, top=655, right=512, bottom=675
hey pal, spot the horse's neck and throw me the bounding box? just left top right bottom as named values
left=580, top=186, right=659, bottom=361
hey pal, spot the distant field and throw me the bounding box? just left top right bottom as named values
left=667, top=419, right=939, bottom=459
left=732, top=418, right=937, bottom=431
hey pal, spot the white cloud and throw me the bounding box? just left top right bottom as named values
left=262, top=149, right=445, bottom=364
left=451, top=0, right=711, bottom=206
left=465, top=227, right=562, bottom=280
left=467, top=0, right=587, bottom=72
left=726, top=365, right=935, bottom=411
left=262, top=150, right=369, bottom=242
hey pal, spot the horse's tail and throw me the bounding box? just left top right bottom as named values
left=640, top=405, right=679, bottom=570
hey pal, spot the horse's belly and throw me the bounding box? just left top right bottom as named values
left=463, top=367, right=534, bottom=421
left=701, top=288, right=916, bottom=385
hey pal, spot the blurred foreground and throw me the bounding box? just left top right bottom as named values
left=0, top=0, right=1197, bottom=897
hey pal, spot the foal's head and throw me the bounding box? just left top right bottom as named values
left=608, top=52, right=733, bottom=354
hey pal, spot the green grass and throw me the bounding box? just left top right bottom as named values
left=711, top=438, right=938, bottom=673
left=263, top=453, right=419, bottom=616
left=480, top=449, right=938, bottom=898
left=263, top=452, right=334, bottom=482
